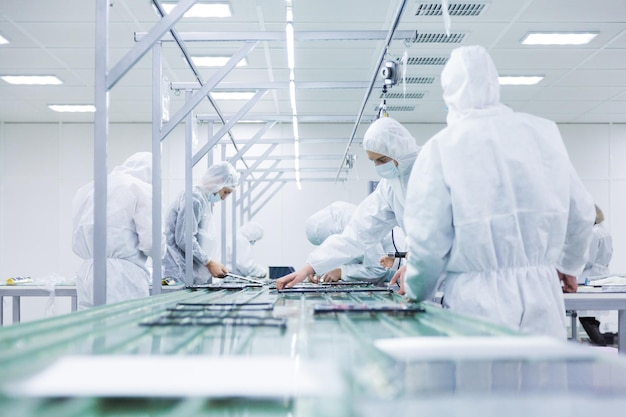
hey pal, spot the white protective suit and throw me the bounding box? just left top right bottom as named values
left=228, top=222, right=268, bottom=278
left=403, top=45, right=595, bottom=339
left=163, top=161, right=239, bottom=285
left=579, top=222, right=612, bottom=283
left=72, top=152, right=164, bottom=309
left=306, top=117, right=419, bottom=275
left=305, top=201, right=395, bottom=285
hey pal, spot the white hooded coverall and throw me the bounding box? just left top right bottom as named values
left=306, top=117, right=419, bottom=276
left=579, top=222, right=612, bottom=283
left=305, top=201, right=394, bottom=285
left=162, top=161, right=239, bottom=285
left=229, top=222, right=268, bottom=278
left=403, top=45, right=595, bottom=339
left=72, top=152, right=163, bottom=309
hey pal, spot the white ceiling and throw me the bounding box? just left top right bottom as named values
left=0, top=0, right=625, bottom=128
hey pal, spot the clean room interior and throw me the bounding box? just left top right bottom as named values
left=2, top=0, right=626, bottom=323
left=2, top=0, right=626, bottom=415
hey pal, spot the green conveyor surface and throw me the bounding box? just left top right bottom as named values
left=1, top=284, right=626, bottom=416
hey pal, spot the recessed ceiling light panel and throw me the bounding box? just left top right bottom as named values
left=161, top=2, right=232, bottom=18
left=1, top=75, right=62, bottom=85
left=498, top=76, right=543, bottom=85
left=521, top=32, right=597, bottom=45
left=48, top=104, right=96, bottom=113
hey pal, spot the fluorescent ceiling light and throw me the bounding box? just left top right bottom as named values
left=521, top=32, right=597, bottom=45
left=0, top=35, right=9, bottom=45
left=161, top=2, right=232, bottom=18
left=48, top=104, right=96, bottom=113
left=210, top=91, right=256, bottom=100
left=191, top=56, right=247, bottom=67
left=498, top=76, right=543, bottom=86
left=1, top=75, right=62, bottom=85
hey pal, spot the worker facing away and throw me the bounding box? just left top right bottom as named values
left=72, top=152, right=165, bottom=309
left=395, top=45, right=595, bottom=339
left=276, top=117, right=420, bottom=290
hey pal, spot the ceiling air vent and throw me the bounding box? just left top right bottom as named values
left=416, top=2, right=487, bottom=17
left=386, top=105, right=416, bottom=112
left=404, top=76, right=435, bottom=84
left=413, top=32, right=465, bottom=43
left=380, top=92, right=425, bottom=99
left=407, top=56, right=449, bottom=66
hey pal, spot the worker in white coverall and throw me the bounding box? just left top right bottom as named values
left=276, top=117, right=420, bottom=290
left=162, top=161, right=239, bottom=285
left=72, top=152, right=165, bottom=309
left=305, top=201, right=400, bottom=286
left=394, top=45, right=595, bottom=339
left=578, top=204, right=613, bottom=345
left=228, top=221, right=268, bottom=278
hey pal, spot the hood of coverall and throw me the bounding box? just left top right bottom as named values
left=198, top=161, right=240, bottom=195
left=305, top=201, right=356, bottom=246
left=441, top=45, right=506, bottom=126
left=239, top=221, right=264, bottom=242
left=110, top=152, right=153, bottom=184
left=362, top=117, right=418, bottom=177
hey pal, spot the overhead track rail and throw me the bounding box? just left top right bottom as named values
left=135, top=30, right=423, bottom=42
left=335, top=0, right=409, bottom=181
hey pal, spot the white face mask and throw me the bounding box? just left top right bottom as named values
left=375, top=160, right=399, bottom=179
left=207, top=192, right=222, bottom=203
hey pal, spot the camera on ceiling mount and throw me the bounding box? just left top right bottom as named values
left=380, top=59, right=399, bottom=88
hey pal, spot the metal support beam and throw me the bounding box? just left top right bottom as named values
left=241, top=146, right=278, bottom=179
left=160, top=41, right=258, bottom=141
left=239, top=155, right=347, bottom=161
left=196, top=114, right=375, bottom=123
left=135, top=30, right=421, bottom=42
left=230, top=188, right=237, bottom=277
left=237, top=159, right=281, bottom=204
left=153, top=0, right=250, bottom=174
left=108, top=0, right=195, bottom=89
left=217, top=138, right=364, bottom=145
left=251, top=181, right=288, bottom=219
left=192, top=89, right=267, bottom=165
left=151, top=41, right=163, bottom=295
left=93, top=0, right=109, bottom=306
left=248, top=177, right=348, bottom=182
left=184, top=90, right=194, bottom=286
left=171, top=81, right=370, bottom=91
left=228, top=121, right=276, bottom=165
left=248, top=173, right=285, bottom=219
left=246, top=167, right=350, bottom=173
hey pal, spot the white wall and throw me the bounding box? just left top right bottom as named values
left=1, top=121, right=623, bottom=324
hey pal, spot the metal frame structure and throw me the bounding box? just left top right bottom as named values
left=93, top=0, right=418, bottom=302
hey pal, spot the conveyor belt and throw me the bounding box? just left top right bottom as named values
left=1, top=283, right=626, bottom=416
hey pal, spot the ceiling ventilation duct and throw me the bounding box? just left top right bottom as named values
left=380, top=92, right=425, bottom=99
left=412, top=32, right=466, bottom=43
left=407, top=56, right=449, bottom=66
left=375, top=105, right=416, bottom=112
left=404, top=76, right=436, bottom=84
left=415, top=2, right=487, bottom=16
